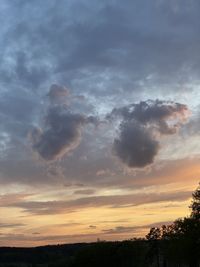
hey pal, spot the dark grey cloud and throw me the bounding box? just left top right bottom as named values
left=110, top=100, right=189, bottom=168
left=1, top=0, right=200, bottom=98
left=0, top=88, right=39, bottom=147
left=0, top=232, right=99, bottom=243
left=30, top=85, right=98, bottom=161
left=114, top=121, right=159, bottom=168
left=30, top=108, right=87, bottom=161
left=109, top=100, right=188, bottom=134
left=0, top=158, right=52, bottom=184
left=0, top=90, right=36, bottom=123
left=13, top=51, right=49, bottom=89
left=47, top=84, right=69, bottom=105
left=0, top=0, right=197, bottom=188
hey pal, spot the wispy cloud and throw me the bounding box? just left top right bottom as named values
left=0, top=190, right=191, bottom=215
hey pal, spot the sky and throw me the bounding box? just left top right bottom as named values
left=0, top=0, right=200, bottom=247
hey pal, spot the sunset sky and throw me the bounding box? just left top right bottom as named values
left=1, top=0, right=200, bottom=247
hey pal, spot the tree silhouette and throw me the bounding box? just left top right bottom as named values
left=146, top=182, right=200, bottom=266
left=146, top=227, right=161, bottom=267
left=190, top=182, right=200, bottom=219
left=146, top=227, right=161, bottom=241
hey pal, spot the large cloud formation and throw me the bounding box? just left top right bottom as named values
left=0, top=0, right=198, bottom=187
left=110, top=100, right=189, bottom=168
left=47, top=84, right=69, bottom=105
left=30, top=85, right=96, bottom=161
left=114, top=121, right=159, bottom=167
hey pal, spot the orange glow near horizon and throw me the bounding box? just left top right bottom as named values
left=1, top=156, right=198, bottom=247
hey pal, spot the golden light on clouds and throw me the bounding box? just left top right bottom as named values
left=1, top=156, right=198, bottom=246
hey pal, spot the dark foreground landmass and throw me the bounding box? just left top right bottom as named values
left=0, top=242, right=86, bottom=267
left=0, top=237, right=200, bottom=267
left=0, top=239, right=166, bottom=267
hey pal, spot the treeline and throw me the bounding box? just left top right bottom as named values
left=0, top=243, right=87, bottom=267
left=0, top=183, right=200, bottom=267
left=144, top=182, right=200, bottom=266
left=70, top=182, right=200, bottom=267
left=0, top=240, right=151, bottom=267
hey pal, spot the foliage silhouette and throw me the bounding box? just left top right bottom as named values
left=146, top=182, right=200, bottom=266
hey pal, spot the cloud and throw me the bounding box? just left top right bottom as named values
left=2, top=190, right=191, bottom=216
left=102, top=220, right=173, bottom=235
left=74, top=189, right=96, bottom=195
left=0, top=0, right=197, bottom=186
left=114, top=121, right=159, bottom=167
left=30, top=85, right=98, bottom=161
left=102, top=226, right=139, bottom=235
left=89, top=225, right=97, bottom=229
left=0, top=232, right=98, bottom=243
left=110, top=100, right=189, bottom=168
left=109, top=100, right=188, bottom=134
left=47, top=84, right=69, bottom=105
left=30, top=108, right=86, bottom=161
left=0, top=193, right=31, bottom=206
left=0, top=219, right=175, bottom=246
left=2, top=0, right=200, bottom=102
left=0, top=223, right=25, bottom=229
